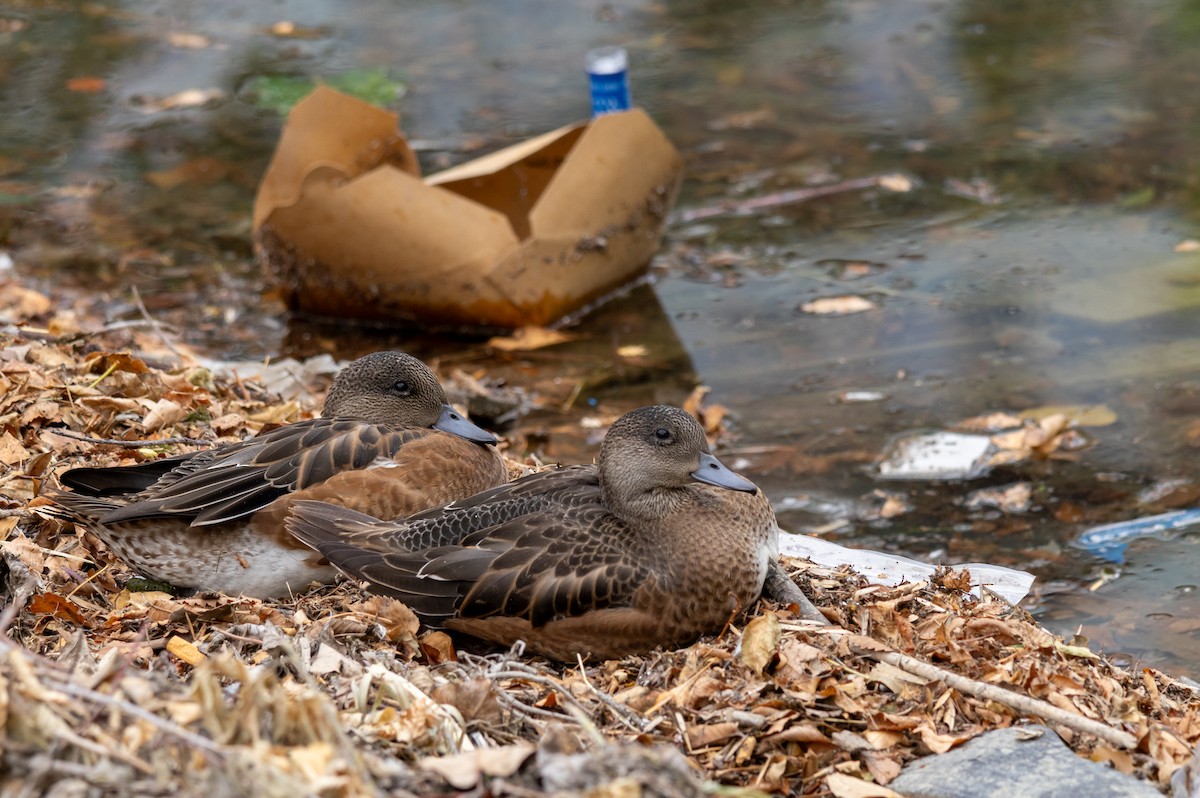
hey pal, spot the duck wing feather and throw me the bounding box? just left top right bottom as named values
left=95, top=419, right=432, bottom=526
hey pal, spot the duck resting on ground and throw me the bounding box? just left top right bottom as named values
left=285, top=405, right=780, bottom=661
left=47, top=351, right=509, bottom=598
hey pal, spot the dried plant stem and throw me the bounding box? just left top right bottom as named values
left=49, top=428, right=210, bottom=447
left=763, top=560, right=829, bottom=625
left=489, top=669, right=597, bottom=722
left=0, top=634, right=227, bottom=761
left=129, top=284, right=185, bottom=362
left=836, top=632, right=1140, bottom=750
left=574, top=656, right=655, bottom=734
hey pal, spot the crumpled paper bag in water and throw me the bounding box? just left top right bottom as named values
left=254, top=86, right=683, bottom=330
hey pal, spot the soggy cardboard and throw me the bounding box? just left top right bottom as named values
left=254, top=86, right=683, bottom=329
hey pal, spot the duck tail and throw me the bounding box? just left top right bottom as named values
left=41, top=488, right=123, bottom=524
left=58, top=452, right=198, bottom=497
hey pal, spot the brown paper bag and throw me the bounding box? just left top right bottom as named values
left=254, top=86, right=683, bottom=329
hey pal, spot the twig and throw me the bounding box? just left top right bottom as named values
left=671, top=174, right=907, bottom=225
left=574, top=655, right=654, bottom=733
left=487, top=668, right=606, bottom=727
left=44, top=673, right=227, bottom=759
left=22, top=541, right=92, bottom=564
left=100, top=319, right=180, bottom=335
left=51, top=722, right=155, bottom=774
left=830, top=631, right=1140, bottom=750
left=492, top=683, right=574, bottom=724
left=129, top=285, right=185, bottom=362
left=763, top=559, right=829, bottom=625
left=0, top=633, right=227, bottom=760
left=48, top=428, right=210, bottom=447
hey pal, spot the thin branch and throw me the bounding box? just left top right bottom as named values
left=830, top=631, right=1140, bottom=750
left=100, top=319, right=180, bottom=335
left=0, top=633, right=227, bottom=760
left=53, top=722, right=156, bottom=774
left=574, top=655, right=654, bottom=733
left=129, top=284, right=186, bottom=362
left=48, top=428, right=210, bottom=448
left=42, top=671, right=227, bottom=760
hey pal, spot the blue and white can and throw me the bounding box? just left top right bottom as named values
left=586, top=46, right=631, bottom=116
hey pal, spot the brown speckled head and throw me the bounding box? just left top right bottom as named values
left=321, top=351, right=448, bottom=425
left=322, top=352, right=496, bottom=444
left=598, top=405, right=757, bottom=521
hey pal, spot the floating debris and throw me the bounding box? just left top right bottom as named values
left=837, top=389, right=887, bottom=403
left=1074, top=508, right=1200, bottom=563
left=799, top=295, right=877, bottom=316
left=965, top=482, right=1034, bottom=514
left=876, top=430, right=996, bottom=481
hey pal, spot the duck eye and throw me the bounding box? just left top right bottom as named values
left=654, top=427, right=672, bottom=443
left=392, top=380, right=411, bottom=395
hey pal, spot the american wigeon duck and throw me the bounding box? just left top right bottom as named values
left=48, top=351, right=509, bottom=598
left=285, top=405, right=780, bottom=661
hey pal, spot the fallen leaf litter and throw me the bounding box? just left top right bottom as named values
left=2, top=320, right=1199, bottom=796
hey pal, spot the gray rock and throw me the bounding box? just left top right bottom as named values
left=890, top=725, right=1160, bottom=798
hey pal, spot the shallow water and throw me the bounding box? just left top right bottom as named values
left=5, top=0, right=1200, bottom=673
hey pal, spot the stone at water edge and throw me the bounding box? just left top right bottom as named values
left=889, top=725, right=1159, bottom=798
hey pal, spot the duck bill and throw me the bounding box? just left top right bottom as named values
left=434, top=404, right=498, bottom=445
left=691, top=452, right=758, bottom=493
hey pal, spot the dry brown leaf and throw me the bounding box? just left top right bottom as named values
left=27, top=592, right=87, bottom=625
left=686, top=721, right=740, bottom=749
left=84, top=351, right=151, bottom=376
left=878, top=494, right=909, bottom=519
left=863, top=730, right=905, bottom=750
left=866, top=661, right=930, bottom=696
left=0, top=431, right=28, bottom=465
left=486, top=326, right=577, bottom=352
left=431, top=677, right=504, bottom=725
left=141, top=398, right=188, bottom=432
left=144, top=156, right=232, bottom=189
left=955, top=412, right=1026, bottom=432
left=1021, top=404, right=1117, bottom=427
left=166, top=32, right=212, bottom=48
left=309, top=642, right=357, bottom=675
left=419, top=630, right=457, bottom=663
left=66, top=76, right=106, bottom=93
left=682, top=385, right=710, bottom=418
left=139, top=89, right=225, bottom=113
left=916, top=723, right=975, bottom=754
left=351, top=595, right=420, bottom=642
left=825, top=771, right=902, bottom=797
left=249, top=400, right=302, bottom=424
left=740, top=612, right=781, bottom=676
left=418, top=743, right=535, bottom=789
left=763, top=723, right=833, bottom=745
left=0, top=282, right=51, bottom=321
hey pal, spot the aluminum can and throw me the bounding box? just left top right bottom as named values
left=586, top=46, right=631, bottom=116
